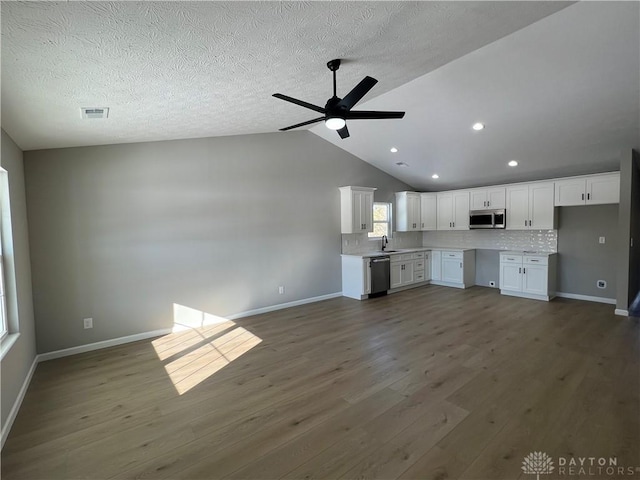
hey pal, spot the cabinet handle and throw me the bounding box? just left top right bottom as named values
left=519, top=267, right=521, bottom=274
left=459, top=262, right=462, bottom=268
left=582, top=193, right=585, bottom=201
left=523, top=268, right=526, bottom=274
left=452, top=222, right=455, bottom=228
left=530, top=259, right=539, bottom=262
left=587, top=193, right=590, bottom=201
left=524, top=220, right=527, bottom=227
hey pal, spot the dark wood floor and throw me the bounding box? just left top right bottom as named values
left=2, top=285, right=639, bottom=479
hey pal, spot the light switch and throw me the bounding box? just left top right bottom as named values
left=599, top=236, right=605, bottom=244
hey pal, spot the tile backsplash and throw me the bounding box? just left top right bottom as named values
left=342, top=232, right=422, bottom=255
left=422, top=229, right=558, bottom=253
left=342, top=230, right=558, bottom=254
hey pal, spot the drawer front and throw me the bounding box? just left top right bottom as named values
left=414, top=261, right=425, bottom=271
left=399, top=253, right=413, bottom=261
left=415, top=272, right=425, bottom=282
left=442, top=251, right=462, bottom=260
left=500, top=254, right=523, bottom=264
left=524, top=255, right=548, bottom=266
left=413, top=252, right=425, bottom=260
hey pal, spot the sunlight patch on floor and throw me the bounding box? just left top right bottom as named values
left=151, top=303, right=262, bottom=395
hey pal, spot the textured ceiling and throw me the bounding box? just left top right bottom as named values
left=1, top=1, right=572, bottom=151
left=312, top=1, right=640, bottom=190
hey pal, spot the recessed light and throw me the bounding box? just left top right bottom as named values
left=472, top=122, right=485, bottom=131
left=508, top=160, right=519, bottom=167
left=390, top=147, right=398, bottom=153
left=431, top=174, right=439, bottom=179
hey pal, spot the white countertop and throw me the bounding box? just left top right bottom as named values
left=342, top=247, right=556, bottom=259
left=500, top=250, right=556, bottom=256
left=342, top=246, right=474, bottom=259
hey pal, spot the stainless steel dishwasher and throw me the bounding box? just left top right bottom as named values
left=369, top=256, right=390, bottom=297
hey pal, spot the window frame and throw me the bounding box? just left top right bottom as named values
left=368, top=202, right=392, bottom=239
left=0, top=251, right=7, bottom=342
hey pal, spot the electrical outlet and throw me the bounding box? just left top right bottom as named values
left=278, top=286, right=285, bottom=294
left=599, top=236, right=606, bottom=244
left=597, top=280, right=607, bottom=289
left=489, top=281, right=496, bottom=287
left=83, top=317, right=93, bottom=329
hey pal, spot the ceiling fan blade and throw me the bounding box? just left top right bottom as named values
left=279, top=117, right=325, bottom=131
left=345, top=110, right=405, bottom=120
left=273, top=94, right=325, bottom=113
left=338, top=76, right=378, bottom=110
left=337, top=125, right=350, bottom=139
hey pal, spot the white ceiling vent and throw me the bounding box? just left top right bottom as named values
left=81, top=107, right=109, bottom=119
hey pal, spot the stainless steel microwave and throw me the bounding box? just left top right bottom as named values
left=469, top=209, right=506, bottom=229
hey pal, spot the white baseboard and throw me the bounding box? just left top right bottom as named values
left=38, top=292, right=343, bottom=361
left=225, top=292, right=342, bottom=320
left=37, top=328, right=172, bottom=362
left=556, top=292, right=616, bottom=305
left=1, top=355, right=38, bottom=449
left=615, top=309, right=629, bottom=316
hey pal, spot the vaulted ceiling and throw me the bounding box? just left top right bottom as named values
left=2, top=1, right=638, bottom=190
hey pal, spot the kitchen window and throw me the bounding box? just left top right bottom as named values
left=368, top=202, right=391, bottom=239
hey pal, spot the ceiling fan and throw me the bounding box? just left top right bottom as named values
left=273, top=59, right=405, bottom=139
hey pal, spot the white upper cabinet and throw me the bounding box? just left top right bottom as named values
left=470, top=188, right=506, bottom=210
left=529, top=182, right=555, bottom=229
left=506, top=182, right=555, bottom=230
left=437, top=193, right=453, bottom=230
left=437, top=191, right=469, bottom=230
left=395, top=192, right=422, bottom=232
left=420, top=193, right=437, bottom=231
left=339, top=186, right=375, bottom=234
left=554, top=172, right=620, bottom=206
left=587, top=173, right=620, bottom=204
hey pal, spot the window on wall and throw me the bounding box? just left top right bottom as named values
left=0, top=170, right=7, bottom=341
left=0, top=247, right=6, bottom=341
left=368, top=202, right=391, bottom=239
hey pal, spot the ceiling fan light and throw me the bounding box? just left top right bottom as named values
left=325, top=117, right=346, bottom=130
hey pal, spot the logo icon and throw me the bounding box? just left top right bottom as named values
left=522, top=451, right=555, bottom=480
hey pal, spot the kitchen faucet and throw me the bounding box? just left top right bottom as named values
left=381, top=235, right=388, bottom=251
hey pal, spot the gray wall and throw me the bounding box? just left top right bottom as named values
left=0, top=130, right=37, bottom=434
left=557, top=204, right=618, bottom=299
left=24, top=131, right=412, bottom=353
left=617, top=149, right=640, bottom=311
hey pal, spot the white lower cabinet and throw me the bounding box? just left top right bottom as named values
left=499, top=253, right=557, bottom=301
left=430, top=249, right=476, bottom=289
left=390, top=257, right=414, bottom=288
left=390, top=252, right=430, bottom=290
left=341, top=256, right=372, bottom=300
